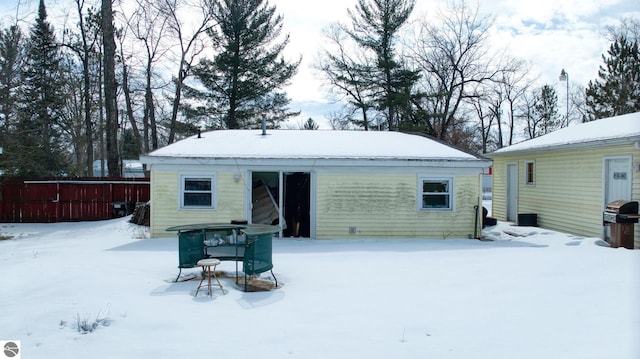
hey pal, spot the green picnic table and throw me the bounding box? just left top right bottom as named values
left=166, top=223, right=280, bottom=291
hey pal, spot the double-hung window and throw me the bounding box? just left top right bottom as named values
left=420, top=177, right=453, bottom=210
left=181, top=175, right=215, bottom=209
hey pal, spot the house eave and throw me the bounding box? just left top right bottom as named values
left=140, top=155, right=491, bottom=169
left=488, top=136, right=640, bottom=158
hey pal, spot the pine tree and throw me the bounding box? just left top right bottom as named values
left=11, top=0, right=68, bottom=176
left=0, top=25, right=24, bottom=134
left=303, top=118, right=319, bottom=130
left=121, top=128, right=141, bottom=160
left=526, top=85, right=561, bottom=139
left=585, top=36, right=640, bottom=121
left=537, top=85, right=561, bottom=135
left=345, top=0, right=419, bottom=131
left=185, top=0, right=300, bottom=129
left=0, top=25, right=24, bottom=175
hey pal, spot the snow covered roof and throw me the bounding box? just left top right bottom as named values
left=491, top=112, right=640, bottom=156
left=143, top=130, right=481, bottom=161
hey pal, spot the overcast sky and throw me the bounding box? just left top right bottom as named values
left=2, top=0, right=638, bottom=128
left=274, top=0, right=639, bottom=125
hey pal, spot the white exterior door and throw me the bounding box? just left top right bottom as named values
left=604, top=157, right=632, bottom=205
left=506, top=163, right=518, bottom=222
left=603, top=157, right=632, bottom=240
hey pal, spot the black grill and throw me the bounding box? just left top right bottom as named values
left=603, top=200, right=639, bottom=224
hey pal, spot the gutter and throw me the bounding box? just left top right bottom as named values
left=488, top=136, right=640, bottom=157
left=140, top=155, right=491, bottom=169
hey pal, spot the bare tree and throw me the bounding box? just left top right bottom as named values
left=468, top=88, right=497, bottom=153
left=500, top=59, right=532, bottom=146
left=57, top=57, right=86, bottom=174
left=605, top=17, right=640, bottom=43
left=62, top=0, right=101, bottom=175
left=326, top=109, right=357, bottom=130
left=157, top=0, right=216, bottom=143
left=408, top=0, right=501, bottom=141
left=570, top=83, right=587, bottom=123
left=116, top=27, right=143, bottom=157
left=126, top=0, right=171, bottom=152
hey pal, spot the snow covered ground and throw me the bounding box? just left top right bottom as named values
left=1, top=216, right=638, bottom=358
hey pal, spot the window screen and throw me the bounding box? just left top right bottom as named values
left=182, top=177, right=214, bottom=208
left=420, top=178, right=452, bottom=210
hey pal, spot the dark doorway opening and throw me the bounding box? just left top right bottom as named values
left=251, top=171, right=311, bottom=238
left=283, top=172, right=310, bottom=238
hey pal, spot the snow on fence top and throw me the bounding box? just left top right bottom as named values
left=491, top=111, right=640, bottom=155
left=145, top=130, right=480, bottom=161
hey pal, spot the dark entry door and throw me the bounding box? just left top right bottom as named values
left=283, top=172, right=310, bottom=237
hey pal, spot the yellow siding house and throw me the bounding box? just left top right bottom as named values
left=140, top=130, right=490, bottom=239
left=489, top=112, right=640, bottom=248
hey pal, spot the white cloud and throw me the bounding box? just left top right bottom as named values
left=491, top=0, right=621, bottom=25
left=487, top=0, right=636, bottom=87
left=275, top=0, right=638, bottom=126
left=2, top=0, right=637, bottom=127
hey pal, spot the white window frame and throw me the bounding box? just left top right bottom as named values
left=524, top=160, right=535, bottom=186
left=418, top=176, right=454, bottom=211
left=179, top=174, right=216, bottom=210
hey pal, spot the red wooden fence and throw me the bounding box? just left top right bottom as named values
left=0, top=177, right=150, bottom=223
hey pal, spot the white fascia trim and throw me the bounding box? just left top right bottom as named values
left=141, top=155, right=491, bottom=169
left=489, top=136, right=640, bottom=157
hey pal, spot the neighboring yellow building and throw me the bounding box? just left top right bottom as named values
left=489, top=112, right=640, bottom=248
left=141, top=130, right=490, bottom=239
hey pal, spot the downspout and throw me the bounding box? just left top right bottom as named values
left=474, top=204, right=479, bottom=239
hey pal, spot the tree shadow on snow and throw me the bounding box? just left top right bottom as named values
left=273, top=237, right=547, bottom=254
left=106, top=237, right=176, bottom=252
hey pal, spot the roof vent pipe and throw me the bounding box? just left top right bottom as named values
left=197, top=129, right=201, bottom=138
left=261, top=112, right=267, bottom=136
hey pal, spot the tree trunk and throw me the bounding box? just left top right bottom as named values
left=83, top=50, right=93, bottom=176
left=145, top=62, right=158, bottom=149
left=168, top=57, right=185, bottom=144
left=508, top=101, right=515, bottom=146
left=98, top=53, right=105, bottom=176
left=102, top=0, right=120, bottom=177
left=120, top=53, right=142, bottom=155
